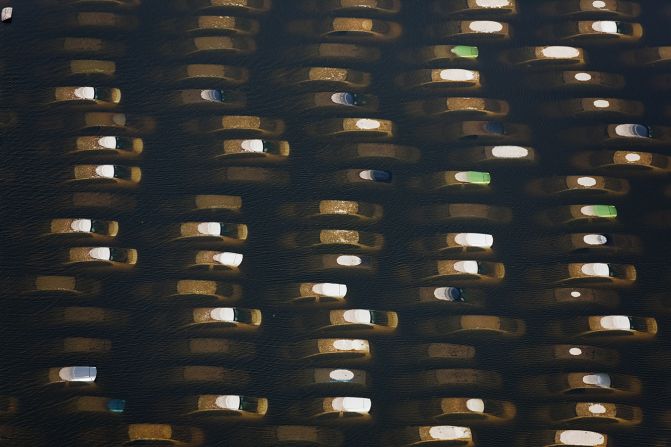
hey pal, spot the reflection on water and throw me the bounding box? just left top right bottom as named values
left=1, top=0, right=671, bottom=445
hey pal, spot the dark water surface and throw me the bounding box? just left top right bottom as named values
left=1, top=0, right=671, bottom=445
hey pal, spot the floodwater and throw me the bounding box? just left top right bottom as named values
left=1, top=0, right=671, bottom=445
